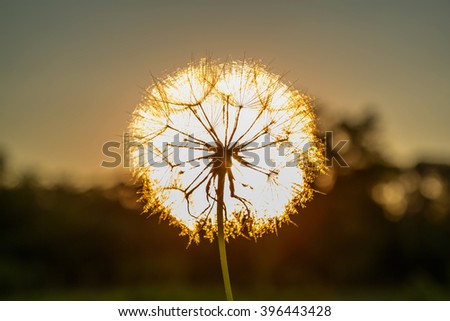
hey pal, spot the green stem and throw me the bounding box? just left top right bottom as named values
left=216, top=169, right=233, bottom=301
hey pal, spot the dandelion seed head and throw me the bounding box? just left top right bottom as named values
left=128, top=58, right=326, bottom=243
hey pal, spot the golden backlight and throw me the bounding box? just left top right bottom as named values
left=128, top=59, right=325, bottom=243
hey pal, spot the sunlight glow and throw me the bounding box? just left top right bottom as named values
left=128, top=59, right=326, bottom=242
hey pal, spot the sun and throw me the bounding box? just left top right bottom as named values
left=128, top=58, right=326, bottom=243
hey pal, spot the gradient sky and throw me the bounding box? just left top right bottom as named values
left=1, top=0, right=449, bottom=187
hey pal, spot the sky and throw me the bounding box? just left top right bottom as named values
left=0, top=0, right=449, bottom=187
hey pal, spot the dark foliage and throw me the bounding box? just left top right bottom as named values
left=0, top=114, right=449, bottom=300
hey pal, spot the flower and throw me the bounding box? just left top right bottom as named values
left=128, top=58, right=326, bottom=243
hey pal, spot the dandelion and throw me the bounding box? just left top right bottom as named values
left=128, top=58, right=326, bottom=300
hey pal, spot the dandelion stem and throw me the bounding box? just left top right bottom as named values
left=216, top=168, right=233, bottom=301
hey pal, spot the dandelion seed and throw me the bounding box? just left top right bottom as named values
left=128, top=58, right=326, bottom=300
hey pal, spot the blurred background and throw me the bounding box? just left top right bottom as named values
left=0, top=0, right=449, bottom=300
